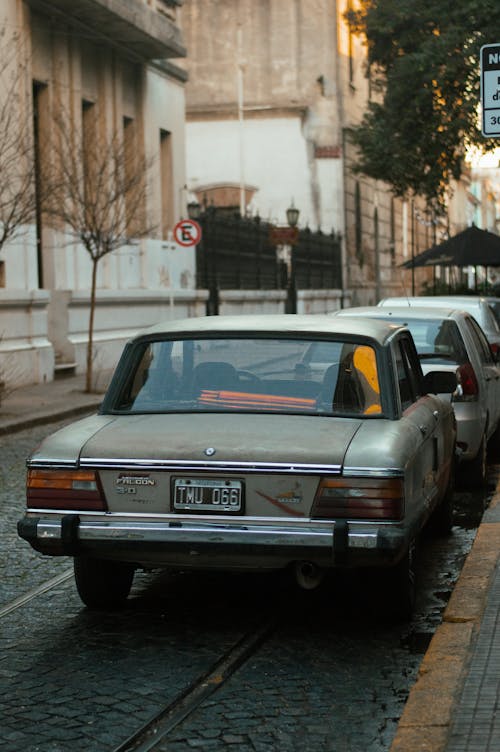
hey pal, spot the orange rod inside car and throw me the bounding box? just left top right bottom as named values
left=197, top=389, right=317, bottom=411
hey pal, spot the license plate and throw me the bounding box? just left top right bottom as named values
left=173, top=478, right=243, bottom=513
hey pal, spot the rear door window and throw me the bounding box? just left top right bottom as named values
left=465, top=316, right=495, bottom=365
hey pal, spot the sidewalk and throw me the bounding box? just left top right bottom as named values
left=1, top=374, right=499, bottom=752
left=391, top=489, right=500, bottom=752
left=0, top=373, right=105, bottom=436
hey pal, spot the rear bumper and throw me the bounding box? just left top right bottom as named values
left=18, top=513, right=408, bottom=570
left=453, top=402, right=485, bottom=460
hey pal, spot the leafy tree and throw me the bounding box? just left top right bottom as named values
left=43, top=111, right=156, bottom=393
left=347, top=0, right=500, bottom=210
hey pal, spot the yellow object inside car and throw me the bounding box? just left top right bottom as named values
left=352, top=345, right=382, bottom=415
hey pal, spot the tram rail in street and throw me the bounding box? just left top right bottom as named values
left=111, top=614, right=277, bottom=752
left=0, top=568, right=73, bottom=619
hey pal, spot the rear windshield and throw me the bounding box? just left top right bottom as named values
left=111, top=336, right=384, bottom=417
left=391, top=319, right=467, bottom=365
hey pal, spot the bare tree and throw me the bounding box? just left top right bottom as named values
left=43, top=111, right=156, bottom=393
left=0, top=30, right=40, bottom=402
left=0, top=29, right=38, bottom=252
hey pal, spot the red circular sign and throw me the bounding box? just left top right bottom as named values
left=173, top=219, right=202, bottom=247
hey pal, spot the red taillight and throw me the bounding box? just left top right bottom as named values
left=455, top=362, right=479, bottom=399
left=311, top=477, right=404, bottom=521
left=27, top=469, right=106, bottom=511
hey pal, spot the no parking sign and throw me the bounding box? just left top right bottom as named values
left=173, top=219, right=202, bottom=247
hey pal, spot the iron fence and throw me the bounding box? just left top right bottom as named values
left=195, top=211, right=342, bottom=313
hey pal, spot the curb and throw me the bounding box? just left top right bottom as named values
left=390, top=490, right=500, bottom=752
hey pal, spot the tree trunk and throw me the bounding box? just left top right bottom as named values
left=85, top=258, right=98, bottom=393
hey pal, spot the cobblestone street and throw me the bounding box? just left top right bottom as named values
left=0, top=420, right=483, bottom=751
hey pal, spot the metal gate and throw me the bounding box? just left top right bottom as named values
left=195, top=211, right=342, bottom=314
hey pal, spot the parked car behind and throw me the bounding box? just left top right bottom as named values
left=484, top=297, right=500, bottom=329
left=18, top=315, right=457, bottom=618
left=377, top=296, right=500, bottom=353
left=333, top=307, right=500, bottom=485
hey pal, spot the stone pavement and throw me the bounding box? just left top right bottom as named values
left=1, top=373, right=499, bottom=752
left=391, top=484, right=500, bottom=752
left=0, top=372, right=107, bottom=436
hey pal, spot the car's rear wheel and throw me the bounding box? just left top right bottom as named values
left=430, top=457, right=455, bottom=536
left=465, top=435, right=487, bottom=488
left=388, top=541, right=417, bottom=620
left=74, top=556, right=135, bottom=609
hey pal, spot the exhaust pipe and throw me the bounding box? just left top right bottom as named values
left=294, top=561, right=324, bottom=590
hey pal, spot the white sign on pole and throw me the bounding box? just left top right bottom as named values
left=481, top=43, right=500, bottom=137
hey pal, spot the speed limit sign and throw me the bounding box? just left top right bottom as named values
left=173, top=219, right=202, bottom=247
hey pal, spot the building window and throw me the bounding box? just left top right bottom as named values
left=32, top=81, right=48, bottom=288
left=82, top=100, right=97, bottom=206
left=347, top=1, right=354, bottom=86
left=123, top=116, right=136, bottom=236
left=390, top=197, right=396, bottom=263
left=355, top=181, right=362, bottom=264
left=160, top=129, right=173, bottom=239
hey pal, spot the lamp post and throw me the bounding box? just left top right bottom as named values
left=187, top=200, right=219, bottom=315
left=187, top=201, right=201, bottom=221
left=284, top=201, right=300, bottom=313
left=286, top=202, right=300, bottom=229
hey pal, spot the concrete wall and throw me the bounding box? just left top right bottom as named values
left=56, top=289, right=208, bottom=378
left=0, top=291, right=54, bottom=386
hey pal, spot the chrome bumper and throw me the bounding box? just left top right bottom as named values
left=18, top=514, right=407, bottom=569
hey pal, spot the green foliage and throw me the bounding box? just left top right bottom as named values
left=348, top=0, right=500, bottom=208
left=420, top=278, right=497, bottom=295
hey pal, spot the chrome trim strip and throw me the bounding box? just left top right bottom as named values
left=27, top=459, right=78, bottom=469
left=343, top=467, right=403, bottom=477
left=25, top=509, right=317, bottom=525
left=28, top=458, right=342, bottom=475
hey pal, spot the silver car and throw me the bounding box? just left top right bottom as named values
left=18, top=315, right=457, bottom=618
left=378, top=296, right=500, bottom=352
left=333, top=307, right=500, bottom=485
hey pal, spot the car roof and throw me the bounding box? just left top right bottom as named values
left=378, top=295, right=488, bottom=308
left=136, top=314, right=405, bottom=345
left=336, top=306, right=467, bottom=321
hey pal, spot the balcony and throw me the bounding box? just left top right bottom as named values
left=26, top=0, right=186, bottom=60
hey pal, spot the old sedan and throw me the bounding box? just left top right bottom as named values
left=333, top=306, right=500, bottom=486
left=18, top=315, right=457, bottom=617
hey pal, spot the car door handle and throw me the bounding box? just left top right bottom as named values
left=419, top=424, right=429, bottom=436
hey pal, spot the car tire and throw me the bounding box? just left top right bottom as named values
left=466, top=435, right=487, bottom=488
left=74, top=557, right=135, bottom=609
left=430, top=459, right=455, bottom=536
left=388, top=541, right=417, bottom=621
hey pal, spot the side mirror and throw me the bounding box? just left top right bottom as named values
left=423, top=370, right=458, bottom=395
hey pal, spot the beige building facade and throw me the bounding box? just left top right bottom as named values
left=180, top=0, right=434, bottom=306
left=0, top=0, right=207, bottom=390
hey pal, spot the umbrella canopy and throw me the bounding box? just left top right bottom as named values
left=402, top=225, right=500, bottom=268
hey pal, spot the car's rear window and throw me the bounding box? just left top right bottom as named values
left=395, top=319, right=467, bottom=365
left=112, top=336, right=384, bottom=417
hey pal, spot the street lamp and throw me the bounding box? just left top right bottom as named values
left=187, top=201, right=201, bottom=220
left=286, top=201, right=300, bottom=228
